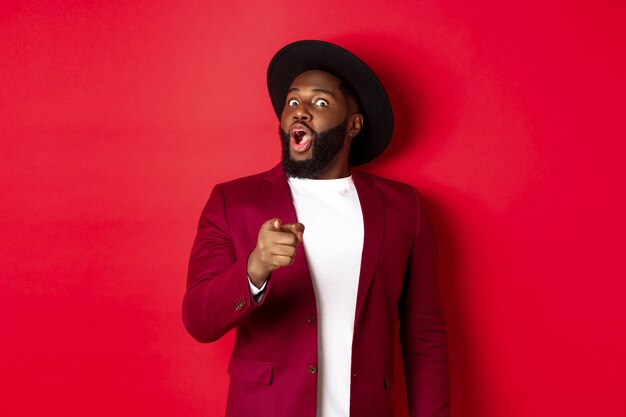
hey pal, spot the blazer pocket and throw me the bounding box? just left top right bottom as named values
left=383, top=362, right=394, bottom=389
left=228, top=355, right=274, bottom=385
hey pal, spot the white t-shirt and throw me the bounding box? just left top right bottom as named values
left=288, top=175, right=364, bottom=417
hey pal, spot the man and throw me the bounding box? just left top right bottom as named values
left=183, top=40, right=449, bottom=417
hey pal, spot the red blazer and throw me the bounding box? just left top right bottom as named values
left=183, top=163, right=449, bottom=417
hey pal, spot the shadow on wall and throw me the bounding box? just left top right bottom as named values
left=428, top=193, right=486, bottom=417
left=383, top=190, right=489, bottom=417
left=328, top=32, right=460, bottom=168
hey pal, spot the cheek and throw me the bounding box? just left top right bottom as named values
left=280, top=109, right=291, bottom=129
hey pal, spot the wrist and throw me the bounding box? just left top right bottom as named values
left=247, top=249, right=270, bottom=288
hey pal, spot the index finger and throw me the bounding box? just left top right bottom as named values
left=280, top=222, right=305, bottom=243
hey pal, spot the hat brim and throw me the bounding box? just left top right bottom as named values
left=267, top=40, right=393, bottom=166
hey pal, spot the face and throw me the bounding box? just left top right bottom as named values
left=279, top=70, right=363, bottom=179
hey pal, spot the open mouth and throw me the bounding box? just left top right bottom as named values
left=290, top=123, right=313, bottom=153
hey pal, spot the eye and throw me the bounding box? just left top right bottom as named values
left=314, top=98, right=329, bottom=107
left=288, top=99, right=299, bottom=107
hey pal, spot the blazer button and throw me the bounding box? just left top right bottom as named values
left=235, top=296, right=246, bottom=311
left=307, top=365, right=318, bottom=374
left=307, top=315, right=315, bottom=324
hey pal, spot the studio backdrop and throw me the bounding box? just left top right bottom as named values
left=1, top=1, right=625, bottom=416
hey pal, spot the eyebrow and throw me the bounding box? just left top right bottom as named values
left=287, top=87, right=337, bottom=99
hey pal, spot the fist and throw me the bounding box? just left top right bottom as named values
left=247, top=218, right=305, bottom=288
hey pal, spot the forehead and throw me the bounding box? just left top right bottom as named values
left=289, top=70, right=342, bottom=91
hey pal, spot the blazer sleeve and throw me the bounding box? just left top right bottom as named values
left=182, top=183, right=268, bottom=343
left=399, top=188, right=450, bottom=417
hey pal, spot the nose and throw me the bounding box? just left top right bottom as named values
left=293, top=102, right=311, bottom=122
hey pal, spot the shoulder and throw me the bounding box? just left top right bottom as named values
left=213, top=163, right=282, bottom=193
left=352, top=168, right=419, bottom=201
left=352, top=168, right=428, bottom=227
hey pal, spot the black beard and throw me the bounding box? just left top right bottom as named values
left=279, top=122, right=348, bottom=179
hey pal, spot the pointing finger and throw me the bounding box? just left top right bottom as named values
left=280, top=222, right=305, bottom=243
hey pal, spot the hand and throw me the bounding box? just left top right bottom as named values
left=247, top=218, right=305, bottom=288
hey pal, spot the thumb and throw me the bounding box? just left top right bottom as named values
left=271, top=218, right=282, bottom=231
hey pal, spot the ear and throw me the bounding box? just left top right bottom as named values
left=347, top=113, right=363, bottom=138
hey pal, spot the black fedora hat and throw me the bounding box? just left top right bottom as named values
left=267, top=40, right=393, bottom=166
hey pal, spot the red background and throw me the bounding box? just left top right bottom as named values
left=2, top=1, right=625, bottom=416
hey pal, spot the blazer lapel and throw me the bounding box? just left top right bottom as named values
left=261, top=163, right=314, bottom=291
left=352, top=169, right=384, bottom=323
left=261, top=163, right=299, bottom=225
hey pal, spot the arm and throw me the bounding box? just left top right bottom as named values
left=182, top=184, right=267, bottom=343
left=182, top=184, right=303, bottom=343
left=399, top=188, right=450, bottom=417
